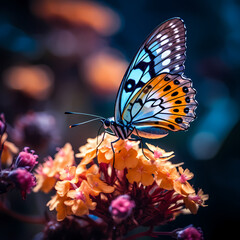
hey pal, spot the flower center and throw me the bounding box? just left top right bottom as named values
left=178, top=174, right=188, bottom=183
left=75, top=191, right=86, bottom=201
left=189, top=195, right=202, bottom=204
left=154, top=150, right=163, bottom=159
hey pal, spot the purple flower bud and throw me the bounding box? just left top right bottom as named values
left=177, top=225, right=203, bottom=240
left=15, top=147, right=38, bottom=171
left=109, top=195, right=135, bottom=223
left=9, top=168, right=36, bottom=199
left=0, top=113, right=6, bottom=135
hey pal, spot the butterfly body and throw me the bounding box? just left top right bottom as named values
left=103, top=115, right=168, bottom=140
left=103, top=117, right=134, bottom=140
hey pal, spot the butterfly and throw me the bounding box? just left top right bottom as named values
left=66, top=17, right=197, bottom=144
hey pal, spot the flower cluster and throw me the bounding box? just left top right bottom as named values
left=0, top=114, right=37, bottom=199
left=0, top=147, right=38, bottom=199
left=35, top=134, right=208, bottom=239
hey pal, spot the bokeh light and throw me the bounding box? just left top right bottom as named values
left=83, top=49, right=128, bottom=96
left=32, top=0, right=121, bottom=36
left=3, top=65, right=54, bottom=100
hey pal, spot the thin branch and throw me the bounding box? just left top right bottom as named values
left=0, top=201, right=46, bottom=225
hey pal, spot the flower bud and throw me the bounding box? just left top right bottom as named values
left=109, top=195, right=135, bottom=223
left=176, top=225, right=203, bottom=240
left=15, top=147, right=38, bottom=171
left=9, top=168, right=36, bottom=199
left=0, top=113, right=6, bottom=136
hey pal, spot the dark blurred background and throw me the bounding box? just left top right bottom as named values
left=0, top=0, right=239, bottom=239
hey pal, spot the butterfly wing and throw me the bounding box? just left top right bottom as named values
left=123, top=73, right=197, bottom=138
left=115, top=17, right=187, bottom=123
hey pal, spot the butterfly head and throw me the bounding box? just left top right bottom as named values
left=102, top=117, right=114, bottom=130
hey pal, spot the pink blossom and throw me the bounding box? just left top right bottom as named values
left=9, top=168, right=36, bottom=199
left=109, top=195, right=135, bottom=223
left=0, top=113, right=6, bottom=135
left=15, top=147, right=38, bottom=171
left=177, top=225, right=203, bottom=240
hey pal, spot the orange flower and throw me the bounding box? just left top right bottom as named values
left=76, top=160, right=99, bottom=177
left=86, top=172, right=115, bottom=195
left=55, top=166, right=78, bottom=197
left=97, top=146, right=114, bottom=164
left=114, top=148, right=138, bottom=170
left=48, top=180, right=98, bottom=220
left=47, top=194, right=72, bottom=221
left=1, top=133, right=19, bottom=165
left=76, top=136, right=98, bottom=158
left=155, top=162, right=179, bottom=190
left=34, top=143, right=74, bottom=193
left=65, top=180, right=97, bottom=216
left=115, top=139, right=140, bottom=152
left=42, top=135, right=208, bottom=224
left=145, top=143, right=174, bottom=161
left=126, top=156, right=156, bottom=186
left=52, top=143, right=75, bottom=175
left=173, top=167, right=195, bottom=196
left=34, top=157, right=57, bottom=193
left=76, top=134, right=119, bottom=165
left=184, top=189, right=209, bottom=214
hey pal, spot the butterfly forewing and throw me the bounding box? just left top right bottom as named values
left=114, top=18, right=187, bottom=122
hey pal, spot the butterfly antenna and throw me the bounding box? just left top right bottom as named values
left=65, top=111, right=105, bottom=119
left=69, top=117, right=102, bottom=128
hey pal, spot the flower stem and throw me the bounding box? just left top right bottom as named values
left=0, top=201, right=46, bottom=224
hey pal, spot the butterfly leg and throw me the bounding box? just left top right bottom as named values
left=96, top=130, right=106, bottom=161
left=110, top=137, right=120, bottom=168
left=96, top=130, right=116, bottom=160
left=96, top=124, right=104, bottom=147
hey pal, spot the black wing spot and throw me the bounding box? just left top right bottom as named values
left=163, top=85, right=171, bottom=92
left=184, top=107, right=189, bottom=113
left=134, top=61, right=149, bottom=72
left=171, top=91, right=178, bottom=97
left=174, top=80, right=180, bottom=85
left=175, top=117, right=183, bottom=123
left=144, top=46, right=156, bottom=78
left=124, top=79, right=135, bottom=93
left=185, top=97, right=190, bottom=103
left=175, top=100, right=182, bottom=104
left=168, top=124, right=175, bottom=130
left=173, top=109, right=179, bottom=113
left=136, top=80, right=145, bottom=89
left=164, top=76, right=170, bottom=81
left=182, top=86, right=189, bottom=93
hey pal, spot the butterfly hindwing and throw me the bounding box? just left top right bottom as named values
left=115, top=18, right=187, bottom=122
left=122, top=73, right=197, bottom=134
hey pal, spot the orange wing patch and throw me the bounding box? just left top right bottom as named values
left=122, top=73, right=197, bottom=132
